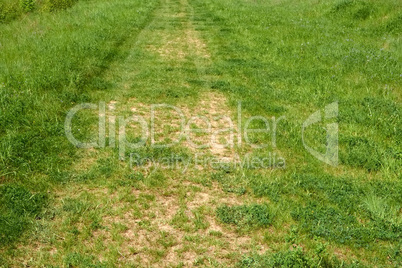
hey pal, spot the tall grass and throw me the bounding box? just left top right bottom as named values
left=190, top=0, right=401, bottom=264
left=191, top=0, right=401, bottom=174
left=0, top=0, right=158, bottom=245
left=0, top=0, right=80, bottom=24
left=0, top=0, right=400, bottom=265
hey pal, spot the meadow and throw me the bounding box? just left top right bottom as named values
left=0, top=0, right=401, bottom=267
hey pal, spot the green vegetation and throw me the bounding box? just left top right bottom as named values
left=0, top=0, right=159, bottom=263
left=0, top=0, right=401, bottom=266
left=0, top=184, right=47, bottom=245
left=0, top=0, right=79, bottom=24
left=217, top=204, right=271, bottom=229
left=238, top=246, right=363, bottom=268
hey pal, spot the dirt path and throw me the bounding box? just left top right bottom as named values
left=104, top=0, right=240, bottom=161
left=10, top=0, right=268, bottom=267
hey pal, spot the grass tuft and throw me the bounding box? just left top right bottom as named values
left=216, top=204, right=271, bottom=229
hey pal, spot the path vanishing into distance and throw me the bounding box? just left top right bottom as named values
left=0, top=0, right=401, bottom=266
left=5, top=0, right=269, bottom=266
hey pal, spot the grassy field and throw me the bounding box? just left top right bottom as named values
left=0, top=0, right=401, bottom=267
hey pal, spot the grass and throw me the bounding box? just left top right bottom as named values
left=0, top=0, right=79, bottom=24
left=0, top=0, right=401, bottom=266
left=216, top=204, right=271, bottom=229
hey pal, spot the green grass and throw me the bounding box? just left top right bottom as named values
left=0, top=0, right=158, bottom=259
left=238, top=246, right=361, bottom=268
left=0, top=0, right=401, bottom=266
left=216, top=204, right=271, bottom=229
left=0, top=184, right=47, bottom=246
left=188, top=0, right=401, bottom=265
left=0, top=0, right=80, bottom=24
left=0, top=0, right=158, bottom=178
